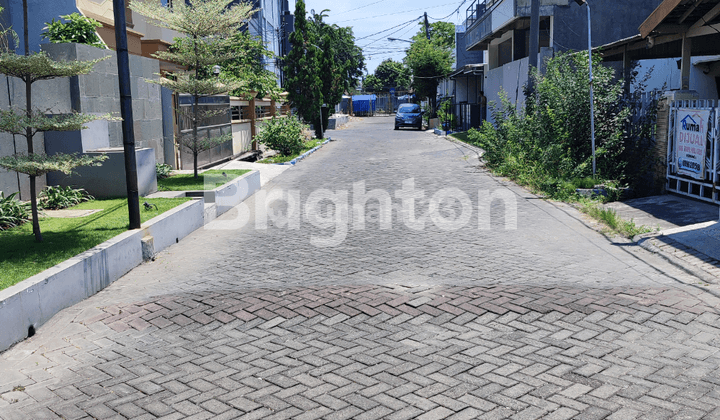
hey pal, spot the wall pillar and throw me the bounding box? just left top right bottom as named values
left=681, top=33, right=692, bottom=90
left=249, top=97, right=257, bottom=151
left=622, top=45, right=632, bottom=95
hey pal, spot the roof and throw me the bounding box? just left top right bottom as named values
left=449, top=64, right=484, bottom=79
left=639, top=0, right=720, bottom=38
left=599, top=0, right=720, bottom=61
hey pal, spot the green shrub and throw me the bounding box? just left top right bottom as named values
left=41, top=13, right=104, bottom=49
left=39, top=186, right=93, bottom=210
left=156, top=163, right=172, bottom=180
left=256, top=116, right=308, bottom=156
left=467, top=51, right=657, bottom=201
left=0, top=192, right=30, bottom=230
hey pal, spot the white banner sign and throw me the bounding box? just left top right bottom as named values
left=675, top=108, right=709, bottom=179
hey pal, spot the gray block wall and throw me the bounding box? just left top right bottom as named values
left=0, top=42, right=166, bottom=199
left=0, top=70, right=70, bottom=200
left=42, top=43, right=164, bottom=163
left=47, top=148, right=157, bottom=198
left=552, top=0, right=664, bottom=53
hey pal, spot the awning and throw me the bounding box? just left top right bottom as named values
left=599, top=0, right=720, bottom=61
left=449, top=64, right=484, bottom=79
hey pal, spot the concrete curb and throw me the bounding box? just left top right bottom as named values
left=192, top=170, right=261, bottom=222
left=440, top=134, right=485, bottom=159
left=634, top=232, right=719, bottom=285
left=440, top=132, right=719, bottom=287
left=433, top=128, right=457, bottom=136
left=276, top=138, right=331, bottom=166
left=0, top=170, right=262, bottom=352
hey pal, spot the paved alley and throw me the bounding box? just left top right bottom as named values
left=2, top=117, right=720, bottom=420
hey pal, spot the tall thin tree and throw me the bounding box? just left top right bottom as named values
left=284, top=0, right=323, bottom=138
left=130, top=0, right=254, bottom=178
left=0, top=0, right=110, bottom=242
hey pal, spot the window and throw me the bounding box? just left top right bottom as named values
left=497, top=38, right=512, bottom=67
left=398, top=104, right=420, bottom=113
left=231, top=106, right=242, bottom=121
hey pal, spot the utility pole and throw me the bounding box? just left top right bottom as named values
left=527, top=0, right=540, bottom=96
left=585, top=0, right=596, bottom=178
left=424, top=12, right=430, bottom=40
left=572, top=0, right=595, bottom=177
left=113, top=0, right=141, bottom=229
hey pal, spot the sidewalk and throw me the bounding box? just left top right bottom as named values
left=605, top=194, right=720, bottom=282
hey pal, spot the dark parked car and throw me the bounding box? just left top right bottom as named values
left=394, top=103, right=423, bottom=130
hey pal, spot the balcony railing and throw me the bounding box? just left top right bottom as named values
left=465, top=0, right=499, bottom=29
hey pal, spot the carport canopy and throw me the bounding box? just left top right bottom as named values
left=597, top=0, right=720, bottom=90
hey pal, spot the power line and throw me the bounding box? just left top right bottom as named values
left=360, top=19, right=420, bottom=49
left=356, top=17, right=422, bottom=41
left=427, top=0, right=470, bottom=21
left=335, top=2, right=458, bottom=24
left=333, top=0, right=392, bottom=16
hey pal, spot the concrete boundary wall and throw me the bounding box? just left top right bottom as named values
left=327, top=115, right=349, bottom=130
left=0, top=171, right=260, bottom=352
left=189, top=170, right=261, bottom=221
left=212, top=170, right=261, bottom=215
left=0, top=229, right=144, bottom=352
left=142, top=199, right=205, bottom=258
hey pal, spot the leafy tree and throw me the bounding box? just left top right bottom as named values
left=41, top=13, right=105, bottom=49
left=411, top=21, right=455, bottom=51
left=130, top=0, right=254, bottom=177
left=217, top=31, right=282, bottom=100
left=285, top=3, right=364, bottom=138
left=404, top=37, right=452, bottom=114
left=363, top=74, right=382, bottom=92
left=311, top=11, right=364, bottom=132
left=284, top=0, right=323, bottom=138
left=366, top=58, right=410, bottom=92
left=0, top=1, right=110, bottom=242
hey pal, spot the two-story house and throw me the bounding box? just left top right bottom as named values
left=459, top=0, right=665, bottom=121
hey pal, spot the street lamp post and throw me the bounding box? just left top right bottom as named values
left=387, top=37, right=413, bottom=44
left=575, top=0, right=595, bottom=178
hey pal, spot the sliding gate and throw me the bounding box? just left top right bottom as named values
left=667, top=100, right=720, bottom=203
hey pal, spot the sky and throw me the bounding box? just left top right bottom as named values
left=290, top=0, right=471, bottom=75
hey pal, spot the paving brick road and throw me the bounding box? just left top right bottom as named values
left=2, top=117, right=720, bottom=420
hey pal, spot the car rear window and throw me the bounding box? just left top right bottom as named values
left=398, top=104, right=420, bottom=113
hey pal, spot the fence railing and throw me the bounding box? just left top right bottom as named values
left=464, top=0, right=504, bottom=30
left=374, top=91, right=413, bottom=114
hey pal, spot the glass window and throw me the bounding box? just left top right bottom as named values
left=398, top=104, right=420, bottom=113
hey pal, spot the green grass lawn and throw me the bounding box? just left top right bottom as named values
left=0, top=197, right=190, bottom=290
left=158, top=169, right=250, bottom=191
left=450, top=132, right=471, bottom=143
left=259, top=139, right=323, bottom=164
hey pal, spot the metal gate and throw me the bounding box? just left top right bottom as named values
left=667, top=99, right=720, bottom=203
left=453, top=103, right=483, bottom=132
left=362, top=91, right=412, bottom=114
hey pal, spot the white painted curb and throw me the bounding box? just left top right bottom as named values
left=0, top=170, right=261, bottom=352
left=276, top=138, right=331, bottom=166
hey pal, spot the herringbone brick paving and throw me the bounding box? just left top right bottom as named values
left=2, top=117, right=720, bottom=419
left=3, top=285, right=720, bottom=419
